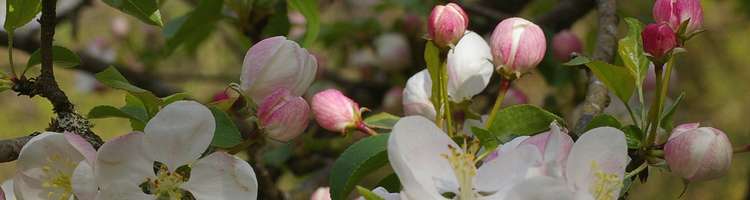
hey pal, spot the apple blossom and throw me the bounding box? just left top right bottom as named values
left=552, top=30, right=583, bottom=62
left=446, top=31, right=494, bottom=102
left=428, top=3, right=469, bottom=47
left=653, top=0, right=703, bottom=36
left=1, top=180, right=12, bottom=200
left=665, top=123, right=733, bottom=182
left=257, top=89, right=311, bottom=142
left=12, top=132, right=97, bottom=200
left=374, top=33, right=411, bottom=70
left=490, top=17, right=546, bottom=78
left=94, top=101, right=258, bottom=199
left=642, top=23, right=677, bottom=60
left=312, top=89, right=375, bottom=135
left=403, top=70, right=436, bottom=120
left=240, top=36, right=318, bottom=102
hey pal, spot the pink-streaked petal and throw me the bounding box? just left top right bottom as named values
left=144, top=101, right=215, bottom=170
left=181, top=152, right=258, bottom=200
left=475, top=145, right=542, bottom=195
left=520, top=122, right=573, bottom=177
left=72, top=161, right=97, bottom=200
left=500, top=176, right=574, bottom=200
left=388, top=116, right=457, bottom=199
left=64, top=132, right=97, bottom=165
left=95, top=132, right=154, bottom=189
left=565, top=127, right=628, bottom=198
left=669, top=122, right=700, bottom=140
left=95, top=181, right=155, bottom=200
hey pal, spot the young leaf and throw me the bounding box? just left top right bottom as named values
left=288, top=0, right=319, bottom=47
left=487, top=104, right=564, bottom=142
left=209, top=106, right=243, bottom=148
left=163, top=0, right=223, bottom=54
left=356, top=186, right=386, bottom=200
left=122, top=94, right=149, bottom=130
left=584, top=114, right=622, bottom=132
left=660, top=92, right=686, bottom=130
left=584, top=61, right=636, bottom=103
left=3, top=0, right=41, bottom=31
left=562, top=55, right=592, bottom=66
left=621, top=125, right=643, bottom=149
left=26, top=46, right=81, bottom=68
left=103, top=0, right=163, bottom=26
left=471, top=126, right=499, bottom=150
left=363, top=112, right=400, bottom=129
left=95, top=66, right=161, bottom=116
left=330, top=134, right=389, bottom=200
left=618, top=18, right=649, bottom=87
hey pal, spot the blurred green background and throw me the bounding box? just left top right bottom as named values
left=1, top=0, right=749, bottom=199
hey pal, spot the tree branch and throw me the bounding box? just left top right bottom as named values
left=572, top=0, right=618, bottom=135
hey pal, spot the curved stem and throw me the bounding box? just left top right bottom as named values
left=485, top=78, right=511, bottom=129
left=7, top=32, right=17, bottom=78
left=644, top=63, right=665, bottom=149
left=624, top=162, right=648, bottom=179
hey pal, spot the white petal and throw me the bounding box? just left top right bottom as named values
left=519, top=123, right=573, bottom=178
left=72, top=161, right=97, bottom=200
left=64, top=132, right=97, bottom=165
left=13, top=173, right=71, bottom=200
left=2, top=180, right=14, bottom=200
left=403, top=70, right=436, bottom=120
left=565, top=127, right=629, bottom=198
left=144, top=101, right=215, bottom=170
left=492, top=136, right=530, bottom=159
left=17, top=132, right=85, bottom=181
left=181, top=152, right=258, bottom=200
left=95, top=132, right=154, bottom=189
left=95, top=181, right=155, bottom=200
left=388, top=116, right=456, bottom=199
left=500, top=176, right=574, bottom=200
left=475, top=145, right=542, bottom=196
left=446, top=31, right=493, bottom=102
left=357, top=187, right=401, bottom=200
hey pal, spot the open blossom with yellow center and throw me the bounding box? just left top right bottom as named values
left=12, top=132, right=98, bottom=200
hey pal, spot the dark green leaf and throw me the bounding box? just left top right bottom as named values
left=26, top=46, right=81, bottom=68
left=95, top=66, right=160, bottom=116
left=163, top=0, right=223, bottom=54
left=621, top=125, right=643, bottom=149
left=471, top=126, right=499, bottom=150
left=288, top=0, right=319, bottom=47
left=584, top=61, right=636, bottom=103
left=88, top=105, right=143, bottom=121
left=584, top=114, right=622, bottom=132
left=487, top=105, right=564, bottom=142
left=363, top=112, right=400, bottom=129
left=618, top=18, right=649, bottom=87
left=103, top=0, right=163, bottom=26
left=375, top=173, right=401, bottom=193
left=209, top=106, right=243, bottom=148
left=660, top=92, right=685, bottom=130
left=356, top=186, right=385, bottom=200
left=3, top=0, right=41, bottom=31
left=122, top=94, right=149, bottom=130
left=330, top=134, right=389, bottom=200
left=562, top=55, right=592, bottom=66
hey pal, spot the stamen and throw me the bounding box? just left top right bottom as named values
left=443, top=145, right=478, bottom=200
left=589, top=161, right=623, bottom=200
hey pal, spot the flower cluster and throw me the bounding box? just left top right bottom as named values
left=643, top=0, right=704, bottom=61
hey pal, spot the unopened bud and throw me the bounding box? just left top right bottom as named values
left=642, top=23, right=677, bottom=60
left=257, top=89, right=310, bottom=142
left=490, top=17, right=546, bottom=78
left=311, top=89, right=373, bottom=135
left=551, top=30, right=583, bottom=62
left=665, top=123, right=733, bottom=182
left=428, top=3, right=469, bottom=47
left=653, top=0, right=703, bottom=37
left=241, top=36, right=318, bottom=102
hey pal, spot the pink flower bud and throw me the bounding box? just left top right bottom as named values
left=642, top=23, right=677, bottom=59
left=551, top=30, right=583, bottom=62
left=665, top=123, right=733, bottom=182
left=241, top=36, right=318, bottom=102
left=490, top=17, right=546, bottom=77
left=428, top=3, right=469, bottom=47
left=653, top=0, right=703, bottom=36
left=311, top=89, right=368, bottom=134
left=257, top=89, right=311, bottom=142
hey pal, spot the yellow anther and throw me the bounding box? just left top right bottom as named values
left=589, top=161, right=622, bottom=200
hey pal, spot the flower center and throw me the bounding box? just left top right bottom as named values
left=40, top=154, right=77, bottom=200
left=443, top=143, right=479, bottom=200
left=141, top=162, right=193, bottom=200
left=589, top=161, right=622, bottom=200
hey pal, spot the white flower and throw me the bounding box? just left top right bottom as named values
left=403, top=70, right=436, bottom=120
left=94, top=101, right=259, bottom=199
left=240, top=36, right=318, bottom=102
left=2, top=180, right=15, bottom=200
left=13, top=132, right=97, bottom=200
left=446, top=31, right=493, bottom=102
left=357, top=187, right=402, bottom=200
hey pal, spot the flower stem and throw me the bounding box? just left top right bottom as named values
left=7, top=32, right=17, bottom=78
left=227, top=137, right=260, bottom=154
left=734, top=144, right=750, bottom=154
left=485, top=78, right=511, bottom=129
left=644, top=62, right=665, bottom=149
left=440, top=61, right=454, bottom=136
left=624, top=162, right=648, bottom=179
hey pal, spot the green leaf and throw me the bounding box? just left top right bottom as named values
left=618, top=18, right=649, bottom=88
left=262, top=143, right=292, bottom=167
left=209, top=106, right=243, bottom=148
left=660, top=92, right=685, bottom=130
left=261, top=4, right=291, bottom=37
left=584, top=61, right=636, bottom=103
left=163, top=0, right=223, bottom=54
left=122, top=94, right=149, bottom=130
left=584, top=114, right=622, bottom=132
left=95, top=66, right=161, bottom=117
left=471, top=126, right=499, bottom=150
left=3, top=0, right=41, bottom=31
left=88, top=105, right=144, bottom=121
left=103, top=0, right=163, bottom=26
left=26, top=46, right=81, bottom=68
left=356, top=186, right=385, bottom=200
left=621, top=125, right=643, bottom=149
left=487, top=105, right=564, bottom=142
left=363, top=112, right=400, bottom=129
left=562, top=55, right=592, bottom=66
left=0, top=79, right=13, bottom=93
left=375, top=173, right=401, bottom=193
left=161, top=93, right=191, bottom=106
left=288, top=0, right=319, bottom=47
left=330, top=134, right=389, bottom=200
left=423, top=41, right=441, bottom=108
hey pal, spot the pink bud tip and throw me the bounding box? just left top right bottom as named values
left=490, top=17, right=546, bottom=77
left=428, top=3, right=469, bottom=47
left=665, top=123, right=733, bottom=182
left=552, top=30, right=583, bottom=62
left=311, top=89, right=363, bottom=134
left=642, top=23, right=677, bottom=59
left=257, top=89, right=311, bottom=142
left=653, top=0, right=703, bottom=36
